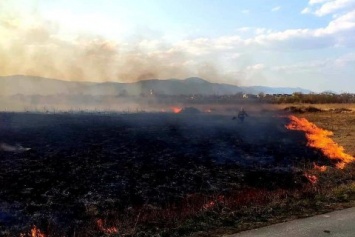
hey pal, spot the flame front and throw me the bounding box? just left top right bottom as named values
left=304, top=173, right=318, bottom=184
left=202, top=195, right=224, bottom=210
left=19, top=226, right=46, bottom=237
left=31, top=226, right=46, bottom=237
left=171, top=107, right=182, bottom=113
left=96, top=219, right=118, bottom=234
left=286, top=115, right=353, bottom=169
left=313, top=162, right=327, bottom=172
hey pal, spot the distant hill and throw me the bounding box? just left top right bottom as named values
left=0, top=75, right=312, bottom=96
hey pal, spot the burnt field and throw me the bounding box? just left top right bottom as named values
left=0, top=111, right=342, bottom=236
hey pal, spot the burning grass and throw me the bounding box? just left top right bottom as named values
left=286, top=115, right=354, bottom=169
left=171, top=106, right=182, bottom=113
left=0, top=111, right=355, bottom=236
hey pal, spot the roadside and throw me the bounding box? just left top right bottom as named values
left=226, top=207, right=355, bottom=237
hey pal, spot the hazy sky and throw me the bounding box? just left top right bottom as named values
left=1, top=0, right=355, bottom=92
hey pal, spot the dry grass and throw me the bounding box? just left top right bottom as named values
left=275, top=103, right=355, bottom=111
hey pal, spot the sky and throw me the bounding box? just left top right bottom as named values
left=0, top=0, right=355, bottom=92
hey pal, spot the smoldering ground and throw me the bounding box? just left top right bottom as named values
left=0, top=111, right=333, bottom=235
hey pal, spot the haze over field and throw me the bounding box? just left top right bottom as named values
left=0, top=0, right=355, bottom=92
left=0, top=75, right=311, bottom=96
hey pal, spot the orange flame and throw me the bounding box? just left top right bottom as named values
left=171, top=107, right=182, bottom=113
left=19, top=226, right=46, bottom=237
left=31, top=226, right=46, bottom=237
left=202, top=195, right=224, bottom=210
left=304, top=173, right=318, bottom=184
left=96, top=219, right=118, bottom=234
left=286, top=115, right=353, bottom=169
left=313, top=162, right=327, bottom=172
left=203, top=200, right=216, bottom=210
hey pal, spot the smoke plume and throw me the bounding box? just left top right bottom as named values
left=0, top=7, right=232, bottom=84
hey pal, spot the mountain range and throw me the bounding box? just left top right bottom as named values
left=0, top=75, right=312, bottom=96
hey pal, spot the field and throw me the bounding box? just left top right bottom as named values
left=1, top=106, right=355, bottom=236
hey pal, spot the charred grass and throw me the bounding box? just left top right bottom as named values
left=0, top=111, right=355, bottom=236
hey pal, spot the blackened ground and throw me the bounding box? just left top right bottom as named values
left=0, top=112, right=331, bottom=234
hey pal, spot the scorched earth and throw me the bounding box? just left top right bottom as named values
left=0, top=111, right=347, bottom=236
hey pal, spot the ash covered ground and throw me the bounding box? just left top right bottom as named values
left=0, top=111, right=332, bottom=235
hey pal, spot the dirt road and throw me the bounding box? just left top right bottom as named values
left=227, top=207, right=355, bottom=237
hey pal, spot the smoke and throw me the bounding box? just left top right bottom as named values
left=0, top=16, right=183, bottom=82
left=0, top=143, right=31, bottom=152
left=0, top=6, right=233, bottom=84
